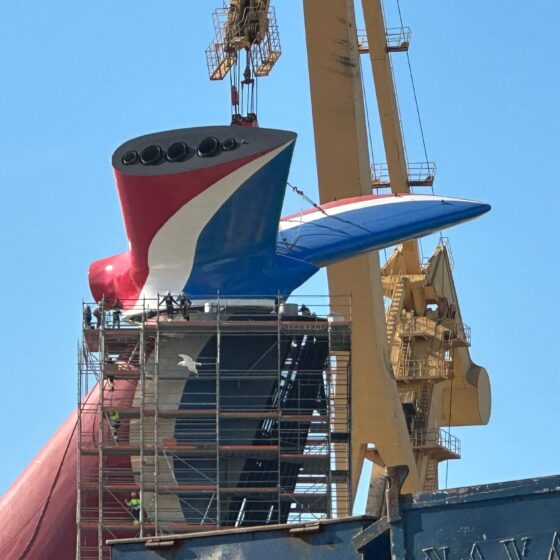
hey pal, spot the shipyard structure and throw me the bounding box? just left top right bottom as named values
left=72, top=123, right=486, bottom=558
left=0, top=1, right=496, bottom=557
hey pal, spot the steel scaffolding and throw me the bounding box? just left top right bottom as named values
left=77, top=295, right=351, bottom=560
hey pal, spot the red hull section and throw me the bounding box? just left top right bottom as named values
left=0, top=411, right=80, bottom=559
left=0, top=378, right=137, bottom=560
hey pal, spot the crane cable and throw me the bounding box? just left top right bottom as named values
left=281, top=182, right=381, bottom=253
left=280, top=184, right=305, bottom=251
left=229, top=47, right=258, bottom=118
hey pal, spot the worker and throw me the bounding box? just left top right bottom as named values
left=300, top=304, right=312, bottom=317
left=93, top=300, right=104, bottom=329
left=109, top=409, right=120, bottom=443
left=159, top=291, right=177, bottom=320
left=112, top=298, right=122, bottom=329
left=107, top=375, right=115, bottom=393
left=83, top=304, right=92, bottom=329
left=125, top=492, right=142, bottom=525
left=105, top=357, right=116, bottom=391
left=178, top=292, right=192, bottom=321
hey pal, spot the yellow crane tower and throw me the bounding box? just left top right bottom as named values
left=207, top=0, right=491, bottom=503
left=303, top=0, right=491, bottom=499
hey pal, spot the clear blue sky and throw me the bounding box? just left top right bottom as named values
left=1, top=0, right=559, bottom=501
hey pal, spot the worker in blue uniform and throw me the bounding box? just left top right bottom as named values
left=109, top=410, right=120, bottom=443
left=160, top=291, right=177, bottom=320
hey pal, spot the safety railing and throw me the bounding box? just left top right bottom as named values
left=443, top=320, right=471, bottom=347
left=253, top=6, right=282, bottom=77
left=82, top=294, right=351, bottom=330
left=395, top=358, right=452, bottom=381
left=422, top=236, right=455, bottom=270
left=438, top=236, right=455, bottom=269
left=398, top=315, right=471, bottom=348
left=205, top=5, right=281, bottom=81
left=357, top=26, right=412, bottom=53
left=386, top=26, right=412, bottom=51
left=205, top=7, right=238, bottom=80
left=412, top=428, right=461, bottom=457
left=399, top=316, right=437, bottom=339
left=372, top=161, right=437, bottom=189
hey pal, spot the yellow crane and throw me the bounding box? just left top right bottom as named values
left=303, top=0, right=491, bottom=499
left=207, top=0, right=491, bottom=503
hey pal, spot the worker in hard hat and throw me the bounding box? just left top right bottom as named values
left=109, top=410, right=120, bottom=444
left=125, top=492, right=142, bottom=525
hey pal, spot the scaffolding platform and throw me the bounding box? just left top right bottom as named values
left=77, top=295, right=352, bottom=560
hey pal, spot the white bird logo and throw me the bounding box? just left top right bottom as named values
left=178, top=354, right=201, bottom=376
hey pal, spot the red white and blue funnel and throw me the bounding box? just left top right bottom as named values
left=89, top=126, right=490, bottom=305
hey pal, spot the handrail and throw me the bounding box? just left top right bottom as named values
left=372, top=161, right=437, bottom=187
left=82, top=293, right=352, bottom=329
left=398, top=315, right=471, bottom=346
left=357, top=26, right=412, bottom=52
left=395, top=358, right=452, bottom=381
left=412, top=428, right=461, bottom=456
